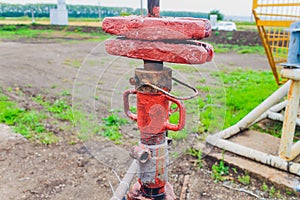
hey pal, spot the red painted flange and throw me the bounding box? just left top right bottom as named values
left=102, top=16, right=211, bottom=40
left=105, top=38, right=213, bottom=64
left=127, top=182, right=176, bottom=200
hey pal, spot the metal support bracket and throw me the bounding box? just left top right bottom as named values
left=206, top=21, right=300, bottom=189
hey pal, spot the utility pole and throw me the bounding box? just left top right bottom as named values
left=98, top=1, right=101, bottom=20
left=31, top=8, right=35, bottom=23
left=140, top=0, right=143, bottom=16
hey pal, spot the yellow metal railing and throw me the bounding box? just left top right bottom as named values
left=253, top=0, right=300, bottom=84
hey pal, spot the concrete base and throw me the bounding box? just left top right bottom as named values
left=50, top=9, right=68, bottom=25
left=203, top=130, right=300, bottom=191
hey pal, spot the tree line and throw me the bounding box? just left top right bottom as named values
left=0, top=3, right=212, bottom=19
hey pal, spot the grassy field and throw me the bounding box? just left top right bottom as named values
left=0, top=24, right=109, bottom=41
left=0, top=23, right=279, bottom=143
left=0, top=17, right=258, bottom=31
left=0, top=17, right=102, bottom=27
left=235, top=21, right=258, bottom=31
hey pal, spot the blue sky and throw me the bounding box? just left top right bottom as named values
left=0, top=0, right=253, bottom=17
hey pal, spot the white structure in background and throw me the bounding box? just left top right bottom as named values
left=210, top=15, right=218, bottom=30
left=50, top=0, right=68, bottom=25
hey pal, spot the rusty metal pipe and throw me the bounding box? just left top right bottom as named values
left=144, top=60, right=163, bottom=71
left=148, top=0, right=160, bottom=17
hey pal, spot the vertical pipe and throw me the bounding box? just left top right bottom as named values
left=140, top=0, right=143, bottom=16
left=148, top=0, right=160, bottom=17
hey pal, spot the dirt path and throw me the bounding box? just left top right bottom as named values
left=0, top=38, right=279, bottom=199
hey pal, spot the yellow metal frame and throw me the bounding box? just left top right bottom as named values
left=253, top=0, right=300, bottom=84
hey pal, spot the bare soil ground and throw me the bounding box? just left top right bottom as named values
left=0, top=33, right=295, bottom=200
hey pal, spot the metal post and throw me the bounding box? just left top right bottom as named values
left=102, top=0, right=213, bottom=198
left=140, top=0, right=144, bottom=16
left=147, top=0, right=160, bottom=17
left=279, top=81, right=300, bottom=159
left=279, top=21, right=300, bottom=160
left=98, top=1, right=102, bottom=20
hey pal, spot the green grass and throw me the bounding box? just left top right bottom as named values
left=64, top=58, right=82, bottom=68
left=235, top=21, right=258, bottom=31
left=0, top=24, right=109, bottom=41
left=238, top=173, right=251, bottom=185
left=100, top=113, right=128, bottom=141
left=188, top=148, right=203, bottom=168
left=198, top=70, right=278, bottom=132
left=0, top=25, right=40, bottom=39
left=0, top=90, right=59, bottom=144
left=0, top=17, right=101, bottom=22
left=211, top=159, right=229, bottom=182
left=212, top=43, right=265, bottom=55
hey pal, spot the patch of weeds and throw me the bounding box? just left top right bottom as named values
left=232, top=167, right=237, bottom=174
left=211, top=43, right=265, bottom=55
left=0, top=92, right=59, bottom=144
left=6, top=87, right=13, bottom=92
left=102, top=113, right=127, bottom=127
left=34, top=95, right=74, bottom=121
left=237, top=172, right=251, bottom=185
left=25, top=84, right=33, bottom=88
left=64, top=58, right=82, bottom=68
left=100, top=114, right=128, bottom=141
left=199, top=70, right=277, bottom=132
left=285, top=188, right=293, bottom=196
left=198, top=87, right=226, bottom=133
left=94, top=96, right=100, bottom=100
left=34, top=132, right=59, bottom=145
left=73, top=27, right=82, bottom=33
left=168, top=129, right=188, bottom=140
left=196, top=85, right=209, bottom=92
left=188, top=148, right=203, bottom=168
left=261, top=182, right=268, bottom=192
left=211, top=159, right=229, bottom=182
left=1, top=25, right=17, bottom=31
left=168, top=104, right=189, bottom=140
left=261, top=183, right=282, bottom=199
left=198, top=78, right=206, bottom=83
left=130, top=106, right=137, bottom=113
left=61, top=90, right=71, bottom=96
left=269, top=186, right=276, bottom=198
left=211, top=152, right=229, bottom=182
left=252, top=120, right=282, bottom=139
left=51, top=84, right=58, bottom=89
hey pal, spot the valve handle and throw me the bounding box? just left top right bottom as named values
left=123, top=89, right=138, bottom=121
left=165, top=95, right=186, bottom=131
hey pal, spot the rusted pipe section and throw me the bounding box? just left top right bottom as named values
left=103, top=0, right=214, bottom=198
left=144, top=60, right=163, bottom=71
left=102, top=16, right=211, bottom=40
left=148, top=0, right=160, bottom=17
left=105, top=39, right=213, bottom=64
